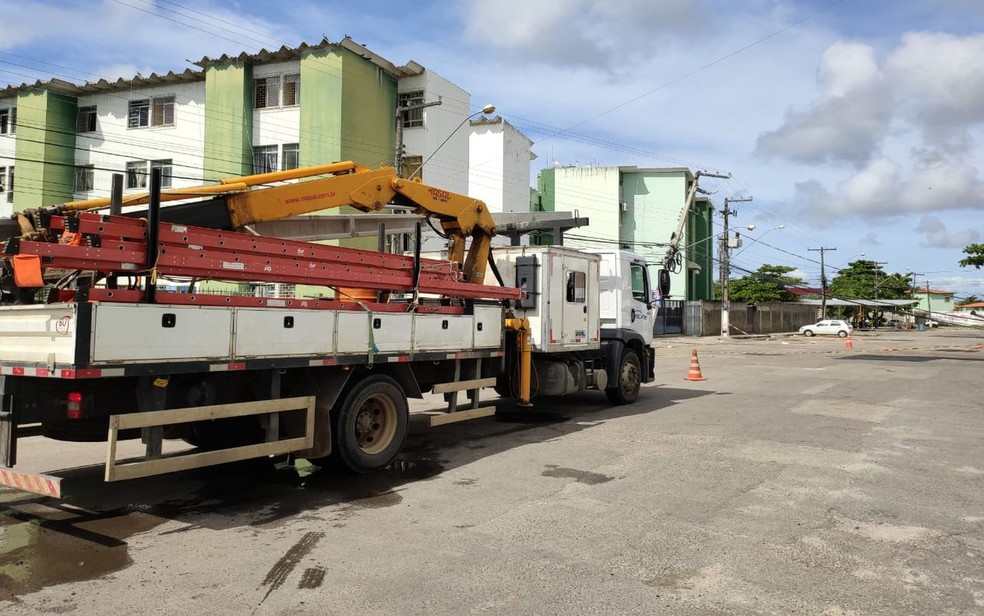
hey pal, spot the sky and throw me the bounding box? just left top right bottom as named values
left=2, top=0, right=984, bottom=300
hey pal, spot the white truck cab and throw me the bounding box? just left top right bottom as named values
left=587, top=249, right=656, bottom=346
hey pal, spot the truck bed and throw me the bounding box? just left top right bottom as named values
left=0, top=302, right=504, bottom=378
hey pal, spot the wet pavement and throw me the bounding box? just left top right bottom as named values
left=0, top=327, right=982, bottom=614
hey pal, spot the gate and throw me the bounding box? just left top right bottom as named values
left=654, top=299, right=684, bottom=335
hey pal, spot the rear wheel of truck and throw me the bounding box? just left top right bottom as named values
left=332, top=375, right=409, bottom=473
left=606, top=347, right=641, bottom=405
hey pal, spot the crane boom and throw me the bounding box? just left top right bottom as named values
left=10, top=161, right=499, bottom=285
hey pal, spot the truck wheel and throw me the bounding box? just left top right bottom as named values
left=332, top=376, right=408, bottom=473
left=606, top=347, right=641, bottom=405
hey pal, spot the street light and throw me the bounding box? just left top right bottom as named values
left=730, top=224, right=785, bottom=258
left=406, top=104, right=496, bottom=181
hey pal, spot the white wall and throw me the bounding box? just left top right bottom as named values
left=74, top=81, right=206, bottom=200
left=0, top=95, right=15, bottom=217
left=501, top=121, right=534, bottom=214
left=252, top=61, right=301, bottom=161
left=399, top=70, right=471, bottom=195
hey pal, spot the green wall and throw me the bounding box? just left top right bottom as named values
left=13, top=90, right=76, bottom=209
left=686, top=198, right=714, bottom=301
left=203, top=62, right=253, bottom=181
left=300, top=47, right=396, bottom=169
left=533, top=168, right=556, bottom=244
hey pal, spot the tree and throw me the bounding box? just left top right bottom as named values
left=829, top=260, right=910, bottom=300
left=959, top=244, right=984, bottom=269
left=957, top=295, right=980, bottom=306
left=727, top=264, right=805, bottom=303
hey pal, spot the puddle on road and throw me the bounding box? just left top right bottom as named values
left=0, top=502, right=165, bottom=601
left=542, top=464, right=614, bottom=485
left=0, top=455, right=447, bottom=599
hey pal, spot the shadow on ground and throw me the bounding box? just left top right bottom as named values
left=0, top=385, right=710, bottom=599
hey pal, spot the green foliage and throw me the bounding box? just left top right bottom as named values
left=959, top=244, right=984, bottom=269
left=727, top=264, right=804, bottom=303
left=829, top=260, right=910, bottom=299
left=957, top=295, right=980, bottom=306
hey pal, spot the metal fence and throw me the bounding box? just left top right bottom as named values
left=654, top=299, right=685, bottom=335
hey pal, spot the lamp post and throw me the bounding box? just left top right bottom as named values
left=406, top=104, right=496, bottom=181
left=730, top=224, right=785, bottom=258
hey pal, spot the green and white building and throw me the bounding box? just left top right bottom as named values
left=0, top=38, right=529, bottom=226
left=534, top=165, right=714, bottom=301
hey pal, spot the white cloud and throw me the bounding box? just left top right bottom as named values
left=460, top=0, right=707, bottom=70
left=915, top=215, right=981, bottom=248
left=886, top=32, right=984, bottom=129
left=0, top=0, right=293, bottom=85
left=756, top=42, right=891, bottom=165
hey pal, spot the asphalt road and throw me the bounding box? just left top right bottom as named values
left=2, top=328, right=983, bottom=615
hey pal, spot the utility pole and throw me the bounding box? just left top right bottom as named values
left=720, top=196, right=752, bottom=337
left=909, top=272, right=924, bottom=326
left=808, top=247, right=836, bottom=318
left=925, top=280, right=932, bottom=319
left=869, top=260, right=887, bottom=328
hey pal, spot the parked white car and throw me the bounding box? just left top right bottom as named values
left=799, top=319, right=853, bottom=338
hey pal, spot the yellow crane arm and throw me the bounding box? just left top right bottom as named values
left=222, top=166, right=498, bottom=285
left=17, top=161, right=499, bottom=285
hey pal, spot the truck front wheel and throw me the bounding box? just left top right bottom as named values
left=332, top=376, right=409, bottom=473
left=606, top=347, right=641, bottom=405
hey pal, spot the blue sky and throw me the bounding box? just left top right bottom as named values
left=2, top=0, right=984, bottom=299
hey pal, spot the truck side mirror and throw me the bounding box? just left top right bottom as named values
left=658, top=269, right=670, bottom=296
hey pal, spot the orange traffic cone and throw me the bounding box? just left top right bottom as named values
left=845, top=335, right=854, bottom=350
left=684, top=348, right=706, bottom=381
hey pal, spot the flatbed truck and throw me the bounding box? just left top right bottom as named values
left=0, top=162, right=655, bottom=497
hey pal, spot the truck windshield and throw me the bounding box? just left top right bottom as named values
left=630, top=263, right=649, bottom=303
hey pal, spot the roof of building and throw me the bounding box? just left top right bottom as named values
left=0, top=37, right=421, bottom=99
left=618, top=165, right=692, bottom=176
left=908, top=288, right=954, bottom=295
left=788, top=287, right=825, bottom=296
left=957, top=302, right=984, bottom=309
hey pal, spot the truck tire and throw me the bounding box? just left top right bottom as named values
left=331, top=375, right=408, bottom=473
left=606, top=347, right=641, bottom=405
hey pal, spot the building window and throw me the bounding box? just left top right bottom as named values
left=252, top=145, right=278, bottom=174
left=255, top=74, right=300, bottom=109
left=128, top=96, right=174, bottom=128
left=77, top=106, right=97, bottom=132
left=126, top=161, right=147, bottom=189
left=283, top=73, right=300, bottom=106
left=282, top=143, right=299, bottom=170
left=399, top=90, right=425, bottom=128
left=151, top=96, right=175, bottom=126
left=255, top=76, right=280, bottom=109
left=128, top=100, right=149, bottom=128
left=150, top=159, right=173, bottom=188
left=0, top=108, right=14, bottom=135
left=400, top=155, right=422, bottom=180
left=74, top=165, right=94, bottom=192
